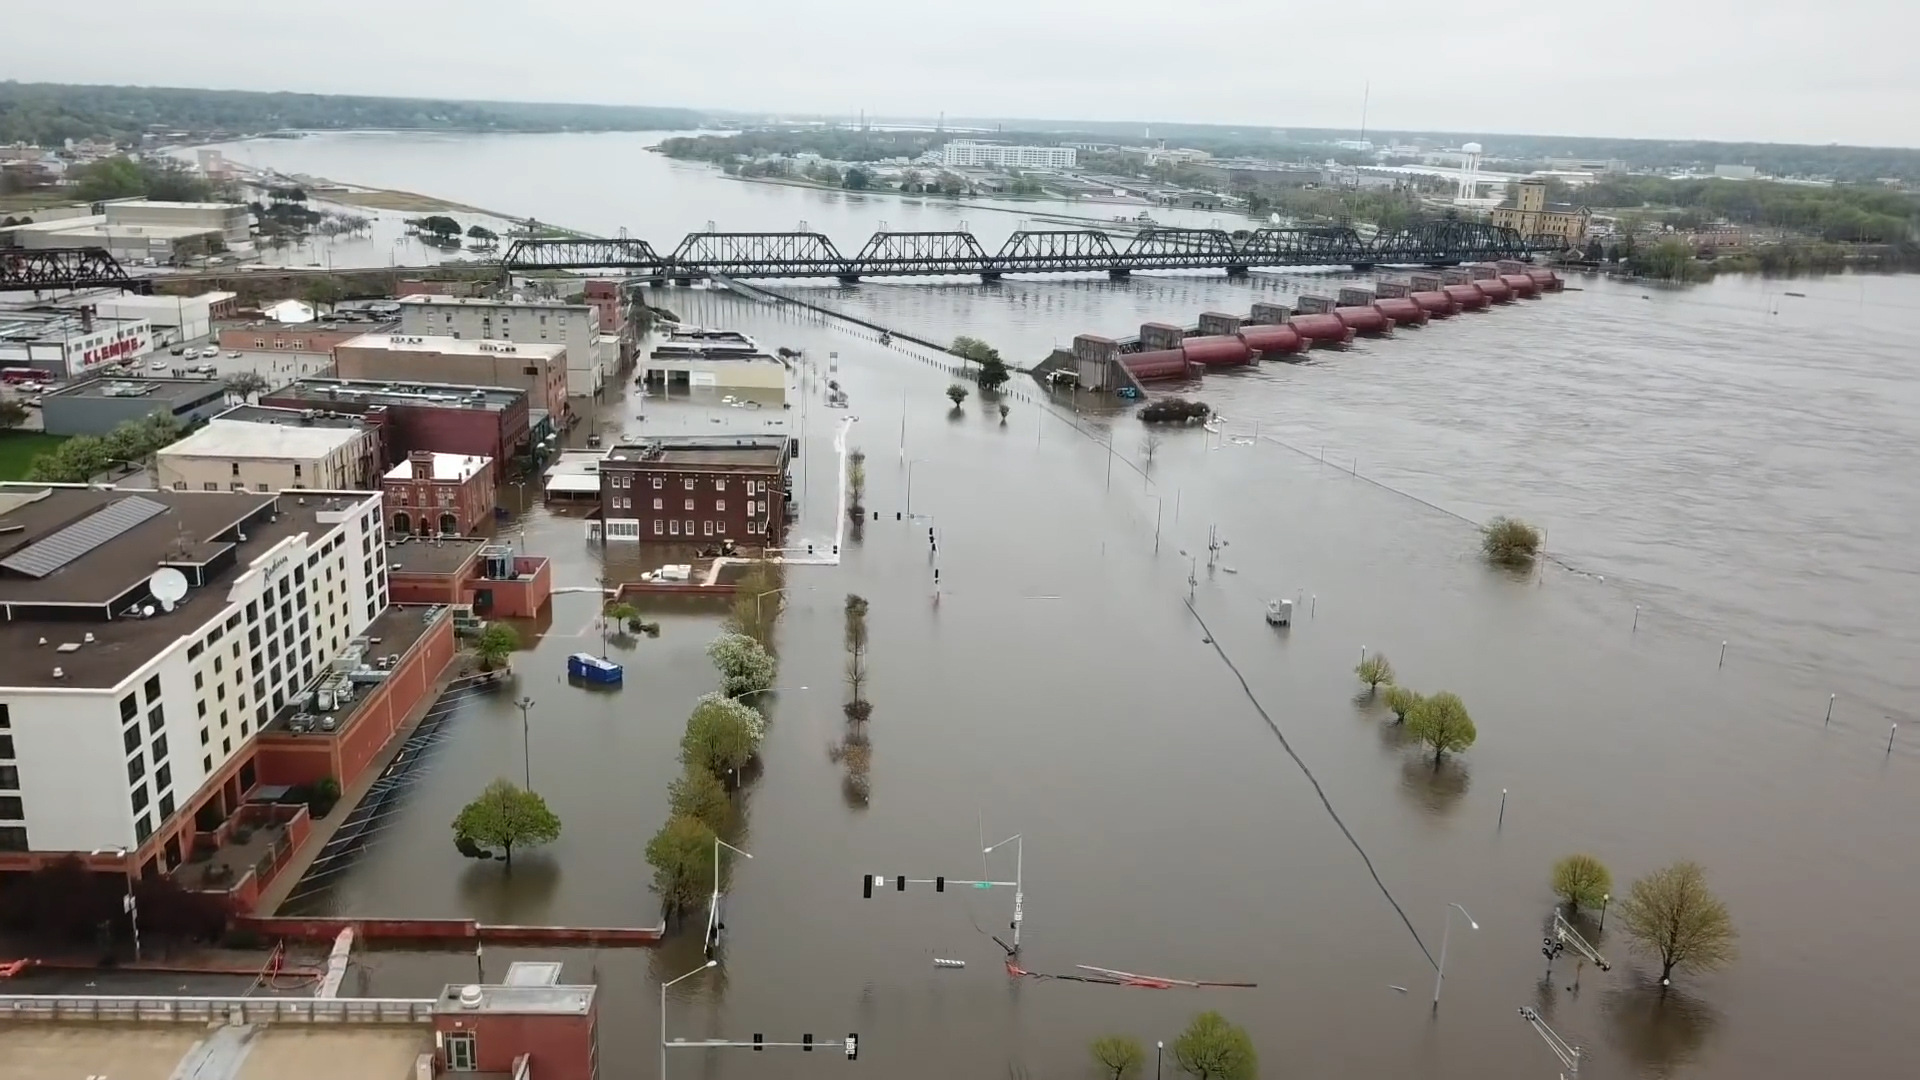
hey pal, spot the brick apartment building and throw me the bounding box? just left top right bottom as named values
left=383, top=451, right=496, bottom=538
left=258, top=378, right=534, bottom=469
left=333, top=334, right=570, bottom=425
left=596, top=435, right=793, bottom=545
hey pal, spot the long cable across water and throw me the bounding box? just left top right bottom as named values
left=1183, top=597, right=1438, bottom=970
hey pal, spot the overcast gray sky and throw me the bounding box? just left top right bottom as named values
left=9, top=0, right=1916, bottom=146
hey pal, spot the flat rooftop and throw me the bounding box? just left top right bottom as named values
left=604, top=434, right=789, bottom=469
left=214, top=404, right=376, bottom=431
left=263, top=604, right=444, bottom=736
left=398, top=294, right=592, bottom=313
left=342, top=333, right=565, bottom=360
left=161, top=417, right=370, bottom=460
left=46, top=375, right=223, bottom=405
left=264, top=377, right=526, bottom=412
left=384, top=535, right=487, bottom=577
left=0, top=308, right=147, bottom=340
left=0, top=1023, right=430, bottom=1080
left=0, top=486, right=377, bottom=689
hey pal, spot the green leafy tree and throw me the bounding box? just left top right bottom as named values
left=668, top=765, right=730, bottom=833
left=1552, top=853, right=1614, bottom=912
left=605, top=601, right=642, bottom=633
left=466, top=224, right=499, bottom=242
left=475, top=622, right=520, bottom=671
left=302, top=277, right=344, bottom=309
left=707, top=631, right=777, bottom=699
left=1405, top=691, right=1477, bottom=767
left=1355, top=653, right=1394, bottom=691
left=946, top=383, right=969, bottom=407
left=1384, top=685, right=1423, bottom=723
left=645, top=814, right=717, bottom=917
left=0, top=400, right=29, bottom=431
left=1090, top=1035, right=1147, bottom=1080
left=27, top=433, right=110, bottom=483
left=1617, top=861, right=1738, bottom=984
left=451, top=779, right=561, bottom=868
left=1171, top=1011, right=1257, bottom=1080
left=725, top=559, right=785, bottom=646
left=1481, top=516, right=1543, bottom=566
left=681, top=693, right=765, bottom=780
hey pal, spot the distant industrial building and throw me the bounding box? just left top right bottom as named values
left=155, top=406, right=383, bottom=493
left=51, top=289, right=238, bottom=346
left=217, top=317, right=386, bottom=361
left=939, top=140, right=1077, bottom=169
left=397, top=295, right=609, bottom=399
left=0, top=198, right=251, bottom=263
left=593, top=435, right=793, bottom=546
left=39, top=375, right=228, bottom=436
left=641, top=342, right=789, bottom=395
left=334, top=333, right=570, bottom=425
left=257, top=377, right=539, bottom=468
left=1489, top=180, right=1592, bottom=244
left=382, top=450, right=496, bottom=538
left=1712, top=164, right=1760, bottom=180
left=0, top=306, right=154, bottom=380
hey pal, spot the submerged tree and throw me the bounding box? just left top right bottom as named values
left=1617, top=861, right=1738, bottom=985
left=1552, top=853, right=1614, bottom=913
left=725, top=559, right=786, bottom=647
left=1482, top=515, right=1543, bottom=566
left=1355, top=653, right=1395, bottom=692
left=707, top=631, right=777, bottom=699
left=1090, top=1035, right=1147, bottom=1080
left=1171, top=1011, right=1257, bottom=1080
left=451, top=779, right=561, bottom=869
left=668, top=765, right=731, bottom=834
left=1384, top=684, right=1423, bottom=723
left=645, top=814, right=716, bottom=918
left=1405, top=691, right=1477, bottom=767
left=474, top=622, right=520, bottom=672
left=680, top=693, right=766, bottom=781
left=946, top=382, right=969, bottom=407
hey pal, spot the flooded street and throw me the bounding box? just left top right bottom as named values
left=218, top=132, right=1919, bottom=1078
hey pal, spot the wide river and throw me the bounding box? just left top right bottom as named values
left=205, top=131, right=1917, bottom=1080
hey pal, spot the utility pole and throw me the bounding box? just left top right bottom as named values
left=1542, top=911, right=1611, bottom=973
left=515, top=696, right=535, bottom=790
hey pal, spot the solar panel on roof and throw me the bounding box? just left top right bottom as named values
left=0, top=494, right=168, bottom=579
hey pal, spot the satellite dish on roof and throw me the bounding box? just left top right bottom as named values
left=149, top=567, right=189, bottom=612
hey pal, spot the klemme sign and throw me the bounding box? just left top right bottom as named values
left=74, top=324, right=153, bottom=371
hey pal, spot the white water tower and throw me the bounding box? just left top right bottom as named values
left=1457, top=142, right=1484, bottom=201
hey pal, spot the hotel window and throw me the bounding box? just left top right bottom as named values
left=684, top=478, right=694, bottom=491
left=715, top=479, right=727, bottom=491
left=652, top=498, right=662, bottom=510
left=653, top=520, right=663, bottom=535
left=684, top=499, right=694, bottom=511
left=715, top=500, right=725, bottom=512
left=669, top=520, right=679, bottom=536
left=684, top=519, right=693, bottom=535
left=0, top=827, right=26, bottom=852
left=703, top=521, right=713, bottom=536
left=651, top=477, right=663, bottom=489
left=0, top=796, right=20, bottom=820
left=715, top=520, right=726, bottom=535
left=0, top=765, right=17, bottom=790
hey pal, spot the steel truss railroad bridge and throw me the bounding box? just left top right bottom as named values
left=0, top=247, right=148, bottom=294
left=501, top=220, right=1557, bottom=283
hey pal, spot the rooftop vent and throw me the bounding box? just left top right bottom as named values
left=52, top=667, right=64, bottom=679
left=458, top=985, right=485, bottom=1009
left=56, top=642, right=80, bottom=653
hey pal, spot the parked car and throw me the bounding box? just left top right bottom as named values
left=226, top=351, right=241, bottom=358
left=169, top=345, right=186, bottom=356
left=149, top=359, right=170, bottom=370
left=201, top=346, right=223, bottom=359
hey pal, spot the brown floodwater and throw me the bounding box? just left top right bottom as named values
left=284, top=268, right=1920, bottom=1080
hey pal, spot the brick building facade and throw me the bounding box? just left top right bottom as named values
left=383, top=450, right=496, bottom=538
left=597, top=436, right=792, bottom=546
left=257, top=378, right=532, bottom=469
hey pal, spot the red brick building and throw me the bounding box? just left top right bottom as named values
left=258, top=377, right=534, bottom=469
left=384, top=450, right=495, bottom=538
left=385, top=537, right=554, bottom=619
left=597, top=435, right=793, bottom=546
left=583, top=280, right=621, bottom=333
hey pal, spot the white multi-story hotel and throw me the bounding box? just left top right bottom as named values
left=0, top=484, right=386, bottom=875
left=939, top=140, right=1078, bottom=170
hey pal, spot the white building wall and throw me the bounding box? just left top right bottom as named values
left=400, top=299, right=602, bottom=398
left=0, top=492, right=388, bottom=858
left=5, top=691, right=138, bottom=852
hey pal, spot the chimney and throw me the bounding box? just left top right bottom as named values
left=80, top=305, right=95, bottom=333
left=409, top=449, right=435, bottom=480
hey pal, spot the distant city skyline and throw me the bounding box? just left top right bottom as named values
left=8, top=0, right=1917, bottom=148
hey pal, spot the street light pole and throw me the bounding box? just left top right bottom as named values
left=906, top=458, right=928, bottom=517
left=1432, top=902, right=1478, bottom=1008
left=708, top=838, right=752, bottom=957
left=514, top=696, right=535, bottom=790
left=983, top=833, right=1024, bottom=951
left=1156, top=1040, right=1164, bottom=1080
left=661, top=961, right=717, bottom=1080
left=91, top=846, right=139, bottom=962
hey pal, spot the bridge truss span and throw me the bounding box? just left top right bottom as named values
left=500, top=221, right=1557, bottom=282
left=1, top=247, right=144, bottom=294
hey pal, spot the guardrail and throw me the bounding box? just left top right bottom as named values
left=0, top=994, right=436, bottom=1024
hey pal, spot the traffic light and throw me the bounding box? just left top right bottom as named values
left=846, top=1034, right=859, bottom=1060
left=935, top=875, right=945, bottom=892
left=862, top=874, right=873, bottom=899
left=895, top=875, right=906, bottom=892
left=753, top=1034, right=764, bottom=1052
left=803, top=1033, right=814, bottom=1052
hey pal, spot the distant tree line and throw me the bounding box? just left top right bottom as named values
left=0, top=81, right=706, bottom=145
left=1579, top=175, right=1918, bottom=243
left=70, top=155, right=220, bottom=203
left=662, top=128, right=942, bottom=165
